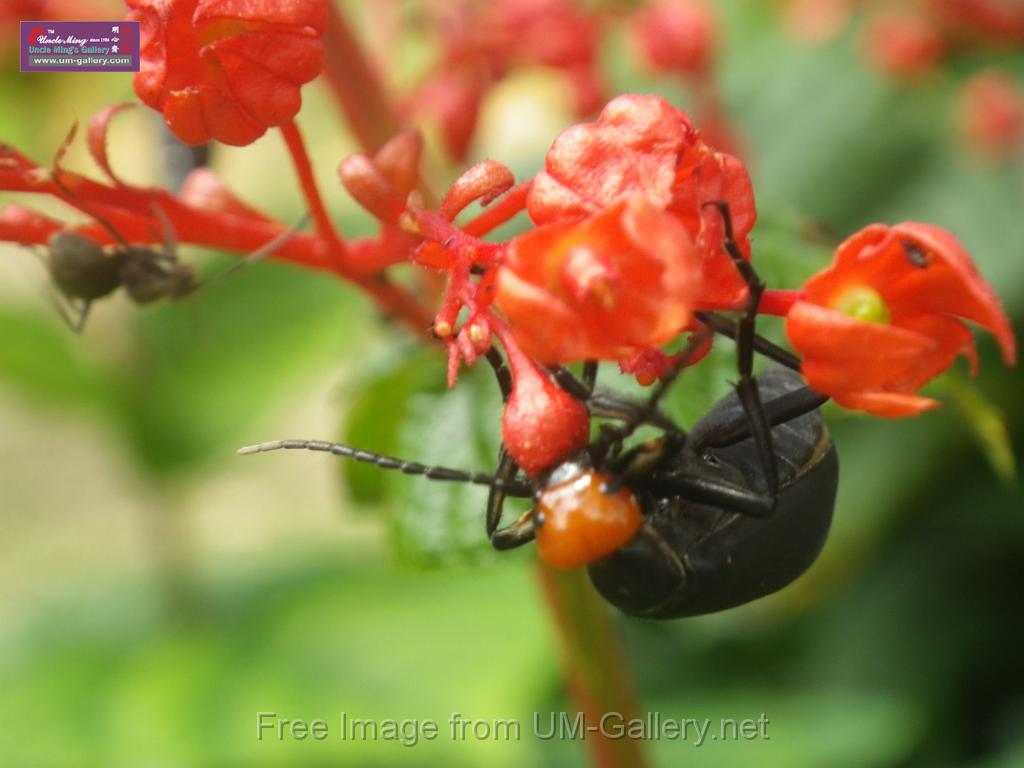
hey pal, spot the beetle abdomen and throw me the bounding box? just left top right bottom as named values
left=588, top=368, right=839, bottom=619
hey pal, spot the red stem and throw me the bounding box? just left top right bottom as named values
left=536, top=565, right=649, bottom=768
left=321, top=2, right=401, bottom=154
left=759, top=289, right=804, bottom=316
left=279, top=119, right=349, bottom=272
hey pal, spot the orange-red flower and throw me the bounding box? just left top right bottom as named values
left=631, top=0, right=716, bottom=75
left=958, top=69, right=1024, bottom=160
left=786, top=222, right=1016, bottom=417
left=127, top=0, right=326, bottom=146
left=496, top=194, right=699, bottom=364
left=862, top=9, right=944, bottom=79
left=527, top=94, right=756, bottom=310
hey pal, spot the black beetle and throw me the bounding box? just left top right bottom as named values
left=587, top=366, right=838, bottom=618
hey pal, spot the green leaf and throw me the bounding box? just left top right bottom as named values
left=107, top=258, right=366, bottom=476
left=390, top=362, right=509, bottom=566
left=933, top=370, right=1017, bottom=487
left=339, top=346, right=447, bottom=505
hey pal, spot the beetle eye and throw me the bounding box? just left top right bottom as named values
left=701, top=449, right=720, bottom=466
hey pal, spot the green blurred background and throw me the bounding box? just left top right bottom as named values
left=1, top=2, right=1022, bottom=766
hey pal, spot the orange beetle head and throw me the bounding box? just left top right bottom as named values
left=534, top=465, right=644, bottom=570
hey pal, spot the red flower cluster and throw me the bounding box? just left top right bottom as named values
left=406, top=0, right=604, bottom=162
left=0, top=0, right=1016, bottom=489
left=782, top=0, right=1024, bottom=78
left=520, top=94, right=755, bottom=324
left=332, top=88, right=1016, bottom=470
left=127, top=0, right=326, bottom=145
left=404, top=0, right=732, bottom=162
left=862, top=8, right=945, bottom=79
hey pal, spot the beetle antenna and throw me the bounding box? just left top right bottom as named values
left=238, top=439, right=536, bottom=497
left=201, top=214, right=310, bottom=289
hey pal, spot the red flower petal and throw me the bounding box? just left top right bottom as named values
left=527, top=94, right=756, bottom=311
left=805, top=222, right=1015, bottom=364
left=497, top=195, right=698, bottom=363
left=0, top=204, right=63, bottom=245
left=87, top=103, right=135, bottom=186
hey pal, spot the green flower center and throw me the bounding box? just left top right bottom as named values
left=832, top=285, right=891, bottom=324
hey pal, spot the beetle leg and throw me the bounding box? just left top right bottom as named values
left=485, top=347, right=512, bottom=402
left=699, top=385, right=829, bottom=449
left=484, top=347, right=531, bottom=536
left=695, top=310, right=801, bottom=371
left=486, top=447, right=523, bottom=536
left=491, top=509, right=537, bottom=550
left=47, top=292, right=86, bottom=334
left=590, top=327, right=715, bottom=462
left=587, top=393, right=680, bottom=433
left=545, top=365, right=593, bottom=401
left=43, top=277, right=91, bottom=334
left=651, top=471, right=774, bottom=518
left=72, top=299, right=92, bottom=334
left=198, top=215, right=309, bottom=291
left=704, top=200, right=779, bottom=501
left=149, top=194, right=178, bottom=257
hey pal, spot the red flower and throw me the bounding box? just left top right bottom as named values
left=781, top=0, right=851, bottom=44
left=631, top=0, right=717, bottom=75
left=496, top=195, right=699, bottom=364
left=926, top=0, right=1024, bottom=46
left=405, top=0, right=604, bottom=161
left=862, top=9, right=945, bottom=79
left=527, top=94, right=756, bottom=310
left=127, top=0, right=326, bottom=146
left=958, top=69, right=1024, bottom=160
left=786, top=223, right=1016, bottom=417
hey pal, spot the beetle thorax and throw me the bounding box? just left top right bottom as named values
left=534, top=465, right=644, bottom=570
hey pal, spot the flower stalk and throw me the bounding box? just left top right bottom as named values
left=537, top=564, right=649, bottom=768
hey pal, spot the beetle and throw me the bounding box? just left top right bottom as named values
left=239, top=202, right=839, bottom=618
left=585, top=366, right=837, bottom=618
left=239, top=352, right=836, bottom=618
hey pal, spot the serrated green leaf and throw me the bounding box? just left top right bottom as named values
left=391, top=363, right=507, bottom=566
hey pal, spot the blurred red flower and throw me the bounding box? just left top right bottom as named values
left=959, top=69, right=1024, bottom=159
left=127, top=0, right=326, bottom=146
left=496, top=195, right=699, bottom=364
left=631, top=0, right=716, bottom=75
left=406, top=0, right=604, bottom=162
left=786, top=223, right=1016, bottom=417
left=863, top=9, right=944, bottom=79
